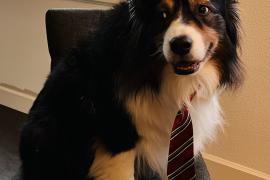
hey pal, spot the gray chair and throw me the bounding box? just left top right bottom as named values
left=45, top=9, right=211, bottom=180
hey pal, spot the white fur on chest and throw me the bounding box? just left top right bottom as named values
left=126, top=62, right=222, bottom=178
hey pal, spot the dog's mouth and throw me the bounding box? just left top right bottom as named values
left=173, top=61, right=203, bottom=75
left=171, top=43, right=213, bottom=75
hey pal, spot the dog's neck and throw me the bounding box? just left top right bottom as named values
left=125, top=62, right=220, bottom=178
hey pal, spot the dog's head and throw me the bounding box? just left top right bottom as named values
left=128, top=0, right=243, bottom=88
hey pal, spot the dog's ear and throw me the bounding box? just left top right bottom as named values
left=128, top=0, right=168, bottom=21
left=219, top=0, right=244, bottom=88
left=224, top=0, right=240, bottom=48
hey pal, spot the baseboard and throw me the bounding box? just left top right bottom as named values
left=202, top=153, right=270, bottom=180
left=0, top=85, right=36, bottom=114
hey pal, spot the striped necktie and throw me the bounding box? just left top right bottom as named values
left=167, top=107, right=196, bottom=180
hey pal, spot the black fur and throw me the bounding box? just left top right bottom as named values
left=19, top=1, right=242, bottom=180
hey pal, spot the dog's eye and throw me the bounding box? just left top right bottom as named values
left=197, top=5, right=210, bottom=16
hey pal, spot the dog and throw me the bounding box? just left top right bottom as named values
left=19, top=0, right=243, bottom=179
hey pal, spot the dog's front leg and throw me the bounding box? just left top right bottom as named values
left=89, top=148, right=136, bottom=180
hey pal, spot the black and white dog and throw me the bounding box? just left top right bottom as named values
left=19, top=0, right=243, bottom=179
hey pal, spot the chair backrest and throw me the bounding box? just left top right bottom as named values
left=45, top=9, right=108, bottom=69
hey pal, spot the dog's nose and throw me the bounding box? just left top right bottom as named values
left=170, top=36, right=193, bottom=56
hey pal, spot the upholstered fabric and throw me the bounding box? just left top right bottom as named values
left=45, top=9, right=211, bottom=180
left=0, top=105, right=26, bottom=180
left=46, top=9, right=108, bottom=69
